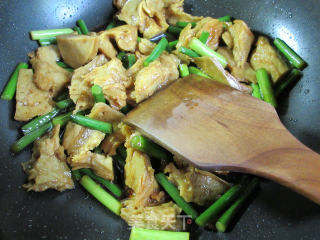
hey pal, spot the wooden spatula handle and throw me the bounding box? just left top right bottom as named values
left=238, top=145, right=320, bottom=205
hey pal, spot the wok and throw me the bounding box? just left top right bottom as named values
left=0, top=0, right=319, bottom=239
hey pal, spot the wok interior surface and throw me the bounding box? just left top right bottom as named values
left=0, top=0, right=319, bottom=239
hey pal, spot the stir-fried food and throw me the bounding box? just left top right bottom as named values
left=2, top=0, right=307, bottom=238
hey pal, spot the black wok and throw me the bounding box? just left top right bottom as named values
left=0, top=0, right=319, bottom=239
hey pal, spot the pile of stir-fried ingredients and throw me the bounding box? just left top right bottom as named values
left=1, top=0, right=307, bottom=239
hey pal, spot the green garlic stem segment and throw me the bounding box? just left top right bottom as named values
left=52, top=111, right=73, bottom=127
left=155, top=173, right=199, bottom=219
left=106, top=20, right=117, bottom=30
left=72, top=169, right=81, bottom=181
left=70, top=114, right=112, bottom=134
left=1, top=62, right=29, bottom=100
left=56, top=61, right=72, bottom=69
left=74, top=26, right=82, bottom=35
left=130, top=135, right=170, bottom=161
left=76, top=19, right=89, bottom=35
left=199, top=31, right=210, bottom=44
left=216, top=178, right=260, bottom=232
left=93, top=146, right=102, bottom=154
left=167, top=25, right=183, bottom=34
left=251, top=83, right=263, bottom=100
left=117, top=51, right=126, bottom=61
left=179, top=64, right=190, bottom=77
left=275, top=69, right=301, bottom=97
left=218, top=15, right=232, bottom=22
left=167, top=40, right=179, bottom=51
left=179, top=46, right=200, bottom=58
left=188, top=66, right=212, bottom=79
left=30, top=28, right=74, bottom=40
left=22, top=108, right=60, bottom=135
left=274, top=38, right=307, bottom=70
left=38, top=37, right=57, bottom=46
left=129, top=227, right=189, bottom=240
left=256, top=68, right=277, bottom=107
left=56, top=61, right=74, bottom=72
left=11, top=122, right=53, bottom=153
left=55, top=98, right=75, bottom=109
left=176, top=21, right=196, bottom=28
left=91, top=85, right=106, bottom=103
left=79, top=168, right=123, bottom=198
left=189, top=37, right=228, bottom=68
left=80, top=175, right=122, bottom=215
left=144, top=37, right=168, bottom=67
left=195, top=184, right=243, bottom=227
left=125, top=54, right=136, bottom=69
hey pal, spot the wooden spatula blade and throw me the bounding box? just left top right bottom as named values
left=124, top=75, right=320, bottom=204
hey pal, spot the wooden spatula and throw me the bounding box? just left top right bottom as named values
left=124, top=75, right=320, bottom=205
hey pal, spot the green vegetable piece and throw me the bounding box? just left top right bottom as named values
left=70, top=114, right=112, bottom=134
left=179, top=46, right=200, bottom=58
left=199, top=31, right=210, bottom=44
left=137, top=37, right=142, bottom=42
left=275, top=68, right=302, bottom=97
left=56, top=61, right=71, bottom=69
left=56, top=98, right=75, bottom=109
left=106, top=20, right=116, bottom=30
left=80, top=175, right=122, bottom=215
left=195, top=184, right=243, bottom=227
left=179, top=64, right=190, bottom=77
left=176, top=21, right=196, bottom=28
left=91, top=85, right=106, bottom=103
left=216, top=178, right=259, bottom=232
left=188, top=66, right=211, bottom=79
left=22, top=108, right=60, bottom=134
left=30, top=28, right=74, bottom=40
left=79, top=168, right=122, bottom=198
left=144, top=37, right=168, bottom=67
left=167, top=25, right=183, bottom=34
left=77, top=19, right=89, bottom=35
left=130, top=135, right=170, bottom=161
left=256, top=69, right=277, bottom=107
left=155, top=173, right=199, bottom=219
left=117, top=51, right=126, bottom=61
left=11, top=122, right=53, bottom=153
left=251, top=83, right=263, bottom=100
left=74, top=26, right=82, bottom=35
left=218, top=15, right=232, bottom=22
left=167, top=40, right=179, bottom=51
left=93, top=146, right=102, bottom=154
left=38, top=37, right=57, bottom=46
left=189, top=38, right=228, bottom=68
left=72, top=169, right=81, bottom=181
left=56, top=61, right=74, bottom=72
left=1, top=62, right=29, bottom=100
left=52, top=111, right=73, bottom=127
left=125, top=54, right=136, bottom=69
left=274, top=38, right=307, bottom=70
left=129, top=228, right=189, bottom=240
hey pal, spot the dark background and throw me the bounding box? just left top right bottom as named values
left=0, top=0, right=319, bottom=239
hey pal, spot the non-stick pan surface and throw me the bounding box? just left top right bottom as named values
left=0, top=0, right=319, bottom=239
